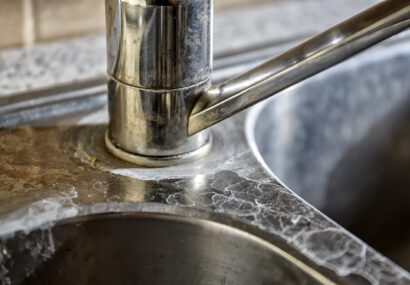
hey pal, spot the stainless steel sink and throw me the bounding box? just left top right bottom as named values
left=252, top=39, right=410, bottom=271
left=3, top=212, right=327, bottom=285
left=1, top=1, right=409, bottom=283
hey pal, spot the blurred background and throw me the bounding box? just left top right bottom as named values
left=0, top=0, right=277, bottom=48
left=0, top=0, right=376, bottom=96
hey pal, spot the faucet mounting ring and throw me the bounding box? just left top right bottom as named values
left=104, top=131, right=212, bottom=167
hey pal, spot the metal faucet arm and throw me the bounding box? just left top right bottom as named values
left=189, top=0, right=410, bottom=134
left=105, top=0, right=410, bottom=166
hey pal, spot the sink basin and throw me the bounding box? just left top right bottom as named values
left=2, top=212, right=329, bottom=285
left=253, top=40, right=410, bottom=271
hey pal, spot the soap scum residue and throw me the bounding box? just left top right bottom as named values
left=0, top=185, right=78, bottom=283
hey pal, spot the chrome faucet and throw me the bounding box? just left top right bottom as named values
left=104, top=0, right=410, bottom=167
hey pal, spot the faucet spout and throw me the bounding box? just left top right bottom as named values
left=105, top=0, right=409, bottom=166
left=189, top=0, right=410, bottom=135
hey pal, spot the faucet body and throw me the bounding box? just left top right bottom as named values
left=105, top=0, right=213, bottom=165
left=105, top=0, right=410, bottom=166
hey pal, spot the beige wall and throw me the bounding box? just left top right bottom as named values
left=0, top=0, right=105, bottom=48
left=0, top=0, right=25, bottom=47
left=0, top=0, right=276, bottom=48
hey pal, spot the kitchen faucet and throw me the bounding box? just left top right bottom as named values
left=104, top=0, right=410, bottom=167
left=1, top=2, right=410, bottom=282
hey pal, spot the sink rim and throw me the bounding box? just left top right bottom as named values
left=246, top=37, right=410, bottom=272
left=6, top=209, right=336, bottom=285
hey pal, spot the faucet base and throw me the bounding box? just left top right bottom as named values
left=104, top=131, right=212, bottom=167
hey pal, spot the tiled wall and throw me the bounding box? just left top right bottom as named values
left=0, top=0, right=105, bottom=48
left=0, top=0, right=275, bottom=48
left=0, top=0, right=25, bottom=48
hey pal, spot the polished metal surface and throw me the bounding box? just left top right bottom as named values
left=189, top=0, right=410, bottom=134
left=105, top=0, right=212, bottom=160
left=5, top=213, right=333, bottom=285
left=252, top=39, right=410, bottom=270
left=105, top=0, right=409, bottom=164
left=106, top=79, right=211, bottom=160
left=104, top=128, right=212, bottom=166
left=105, top=0, right=212, bottom=89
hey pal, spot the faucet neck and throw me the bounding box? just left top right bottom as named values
left=105, top=0, right=213, bottom=166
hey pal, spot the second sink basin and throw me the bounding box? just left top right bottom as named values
left=252, top=39, right=410, bottom=270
